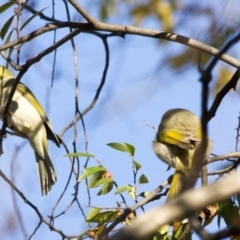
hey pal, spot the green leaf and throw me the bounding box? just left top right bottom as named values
left=172, top=222, right=185, bottom=239
left=94, top=178, right=113, bottom=188
left=138, top=174, right=149, bottom=184
left=139, top=191, right=151, bottom=198
left=4, top=29, right=13, bottom=44
left=5, top=46, right=14, bottom=64
left=65, top=152, right=95, bottom=158
left=78, top=166, right=106, bottom=182
left=218, top=199, right=240, bottom=228
left=107, top=142, right=129, bottom=153
left=133, top=160, right=141, bottom=171
left=0, top=2, right=15, bottom=14
left=0, top=15, right=15, bottom=40
left=87, top=171, right=103, bottom=188
left=3, top=29, right=14, bottom=59
left=217, top=202, right=222, bottom=228
left=97, top=182, right=113, bottom=195
left=124, top=142, right=135, bottom=156
left=88, top=210, right=118, bottom=224
left=115, top=185, right=133, bottom=194
left=107, top=142, right=136, bottom=156
left=128, top=187, right=136, bottom=200
left=115, top=185, right=136, bottom=199
left=20, top=7, right=48, bottom=30
left=86, top=208, right=101, bottom=223
left=95, top=225, right=106, bottom=235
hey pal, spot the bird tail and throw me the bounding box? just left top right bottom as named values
left=167, top=172, right=182, bottom=200
left=34, top=139, right=57, bottom=196
left=167, top=149, right=194, bottom=201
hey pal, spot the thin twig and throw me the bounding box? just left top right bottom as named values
left=10, top=145, right=28, bottom=239
left=60, top=33, right=112, bottom=137
left=207, top=68, right=240, bottom=122
left=207, top=158, right=240, bottom=176
left=0, top=169, right=80, bottom=239
left=206, top=152, right=240, bottom=165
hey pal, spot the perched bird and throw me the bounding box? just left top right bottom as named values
left=152, top=108, right=212, bottom=200
left=0, top=66, right=61, bottom=196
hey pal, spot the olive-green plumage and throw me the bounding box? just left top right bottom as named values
left=152, top=108, right=212, bottom=200
left=0, top=66, right=61, bottom=195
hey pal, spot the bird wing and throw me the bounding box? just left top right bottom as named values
left=17, top=82, right=61, bottom=147
left=160, top=128, right=201, bottom=150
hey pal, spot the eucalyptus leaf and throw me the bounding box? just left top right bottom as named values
left=1, top=15, right=15, bottom=40
left=20, top=7, right=48, bottom=30
left=0, top=2, right=15, bottom=14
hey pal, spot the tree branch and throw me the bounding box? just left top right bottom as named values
left=207, top=68, right=240, bottom=122
left=105, top=171, right=240, bottom=240
left=206, top=152, right=240, bottom=164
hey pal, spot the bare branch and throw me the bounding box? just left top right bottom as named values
left=207, top=158, right=240, bottom=176
left=60, top=32, right=111, bottom=137
left=1, top=21, right=240, bottom=69
left=207, top=68, right=240, bottom=122
left=67, top=0, right=99, bottom=24
left=0, top=23, right=92, bottom=52
left=203, top=32, right=240, bottom=82
left=206, top=152, right=240, bottom=164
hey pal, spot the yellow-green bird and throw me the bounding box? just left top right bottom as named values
left=0, top=66, right=61, bottom=196
left=152, top=108, right=212, bottom=200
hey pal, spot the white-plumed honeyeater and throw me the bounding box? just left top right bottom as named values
left=0, top=66, right=61, bottom=196
left=152, top=108, right=212, bottom=200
